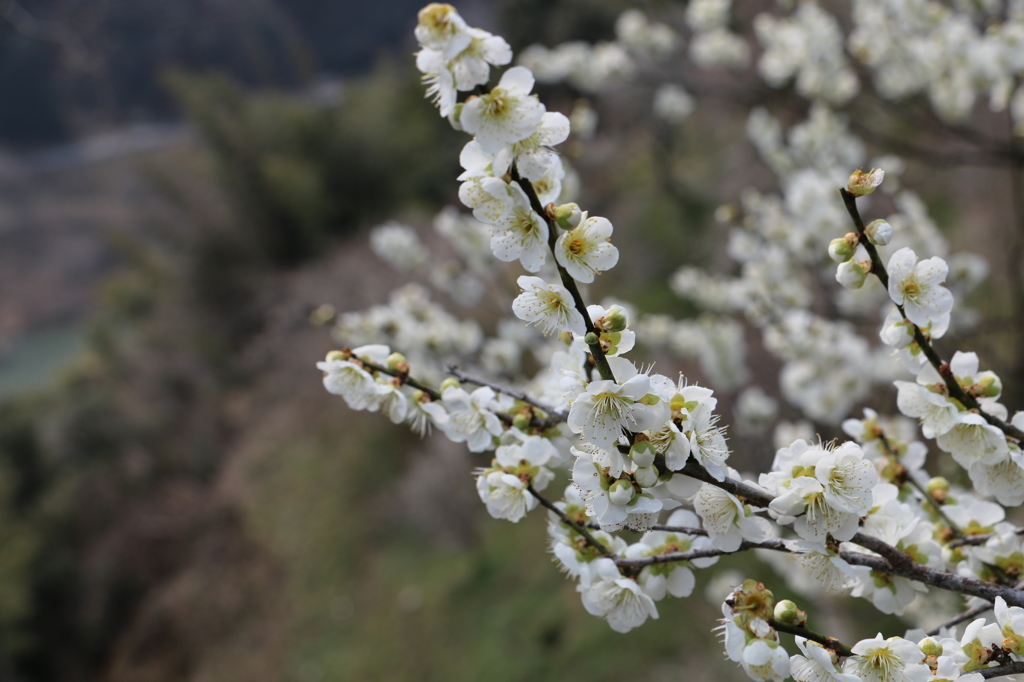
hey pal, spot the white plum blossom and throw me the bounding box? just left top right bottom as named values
left=414, top=3, right=471, bottom=58
left=440, top=386, right=503, bottom=452
left=512, top=276, right=586, bottom=336
left=886, top=248, right=954, bottom=328
left=742, top=638, right=791, bottom=682
left=762, top=440, right=876, bottom=543
left=488, top=181, right=549, bottom=271
left=494, top=111, right=570, bottom=181
left=475, top=437, right=557, bottom=522
left=461, top=66, right=546, bottom=153
left=846, top=635, right=928, bottom=682
left=567, top=371, right=669, bottom=449
left=317, top=352, right=381, bottom=411
left=580, top=558, right=659, bottom=633
left=694, top=483, right=772, bottom=552
left=554, top=214, right=620, bottom=283
left=790, top=637, right=861, bottom=682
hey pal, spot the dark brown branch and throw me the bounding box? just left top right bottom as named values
left=840, top=549, right=1024, bottom=607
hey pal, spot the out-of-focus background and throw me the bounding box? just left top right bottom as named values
left=2, top=0, right=1022, bottom=680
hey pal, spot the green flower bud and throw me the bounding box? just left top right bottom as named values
left=634, top=466, right=659, bottom=488
left=386, top=352, right=409, bottom=373
left=978, top=373, right=1002, bottom=398
left=439, top=377, right=461, bottom=393
left=558, top=331, right=574, bottom=345
left=865, top=219, right=893, bottom=246
left=584, top=332, right=599, bottom=345
left=608, top=479, right=636, bottom=506
left=919, top=637, right=943, bottom=657
left=604, top=310, right=628, bottom=333
left=326, top=350, right=347, bottom=362
left=512, top=413, right=531, bottom=431
left=927, top=477, right=949, bottom=495
left=772, top=599, right=806, bottom=626
left=551, top=202, right=582, bottom=230
left=630, top=440, right=656, bottom=468
left=828, top=237, right=855, bottom=263
left=836, top=259, right=869, bottom=289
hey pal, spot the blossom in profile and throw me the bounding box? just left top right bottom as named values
left=579, top=557, right=659, bottom=632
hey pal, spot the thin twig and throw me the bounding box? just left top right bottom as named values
left=613, top=538, right=791, bottom=569
left=926, top=579, right=1024, bottom=637
left=447, top=364, right=567, bottom=423
left=877, top=432, right=963, bottom=538
left=948, top=527, right=1024, bottom=549
left=528, top=484, right=615, bottom=558
left=767, top=618, right=853, bottom=658
left=512, top=166, right=617, bottom=383
left=840, top=188, right=1024, bottom=443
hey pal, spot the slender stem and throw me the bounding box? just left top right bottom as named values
left=767, top=618, right=853, bottom=658
left=877, top=432, right=963, bottom=538
left=839, top=188, right=1024, bottom=442
left=357, top=356, right=440, bottom=399
left=613, top=538, right=791, bottom=569
left=979, top=661, right=1024, bottom=679
left=528, top=484, right=614, bottom=558
left=926, top=600, right=994, bottom=637
left=511, top=166, right=617, bottom=383
left=447, top=364, right=567, bottom=423
left=948, top=527, right=1024, bottom=549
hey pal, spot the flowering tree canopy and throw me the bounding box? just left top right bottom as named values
left=318, top=2, right=1024, bottom=680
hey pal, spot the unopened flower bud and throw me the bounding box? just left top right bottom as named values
left=865, top=219, right=893, bottom=246
left=326, top=350, right=347, bottom=362
left=512, top=413, right=531, bottom=431
left=386, top=352, right=408, bottom=373
left=978, top=372, right=1002, bottom=398
left=630, top=440, right=656, bottom=468
left=439, top=377, right=461, bottom=393
left=836, top=259, right=869, bottom=289
left=550, top=202, right=582, bottom=230
left=847, top=168, right=884, bottom=196
left=604, top=309, right=628, bottom=333
left=608, top=479, right=636, bottom=506
left=828, top=237, right=855, bottom=263
left=773, top=599, right=806, bottom=626
left=927, top=476, right=949, bottom=496
left=919, top=637, right=943, bottom=657
left=634, top=466, right=659, bottom=488
left=584, top=332, right=599, bottom=345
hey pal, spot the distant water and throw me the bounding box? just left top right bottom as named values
left=0, top=324, right=86, bottom=398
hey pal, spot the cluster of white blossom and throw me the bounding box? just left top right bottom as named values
left=312, top=4, right=1024, bottom=682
